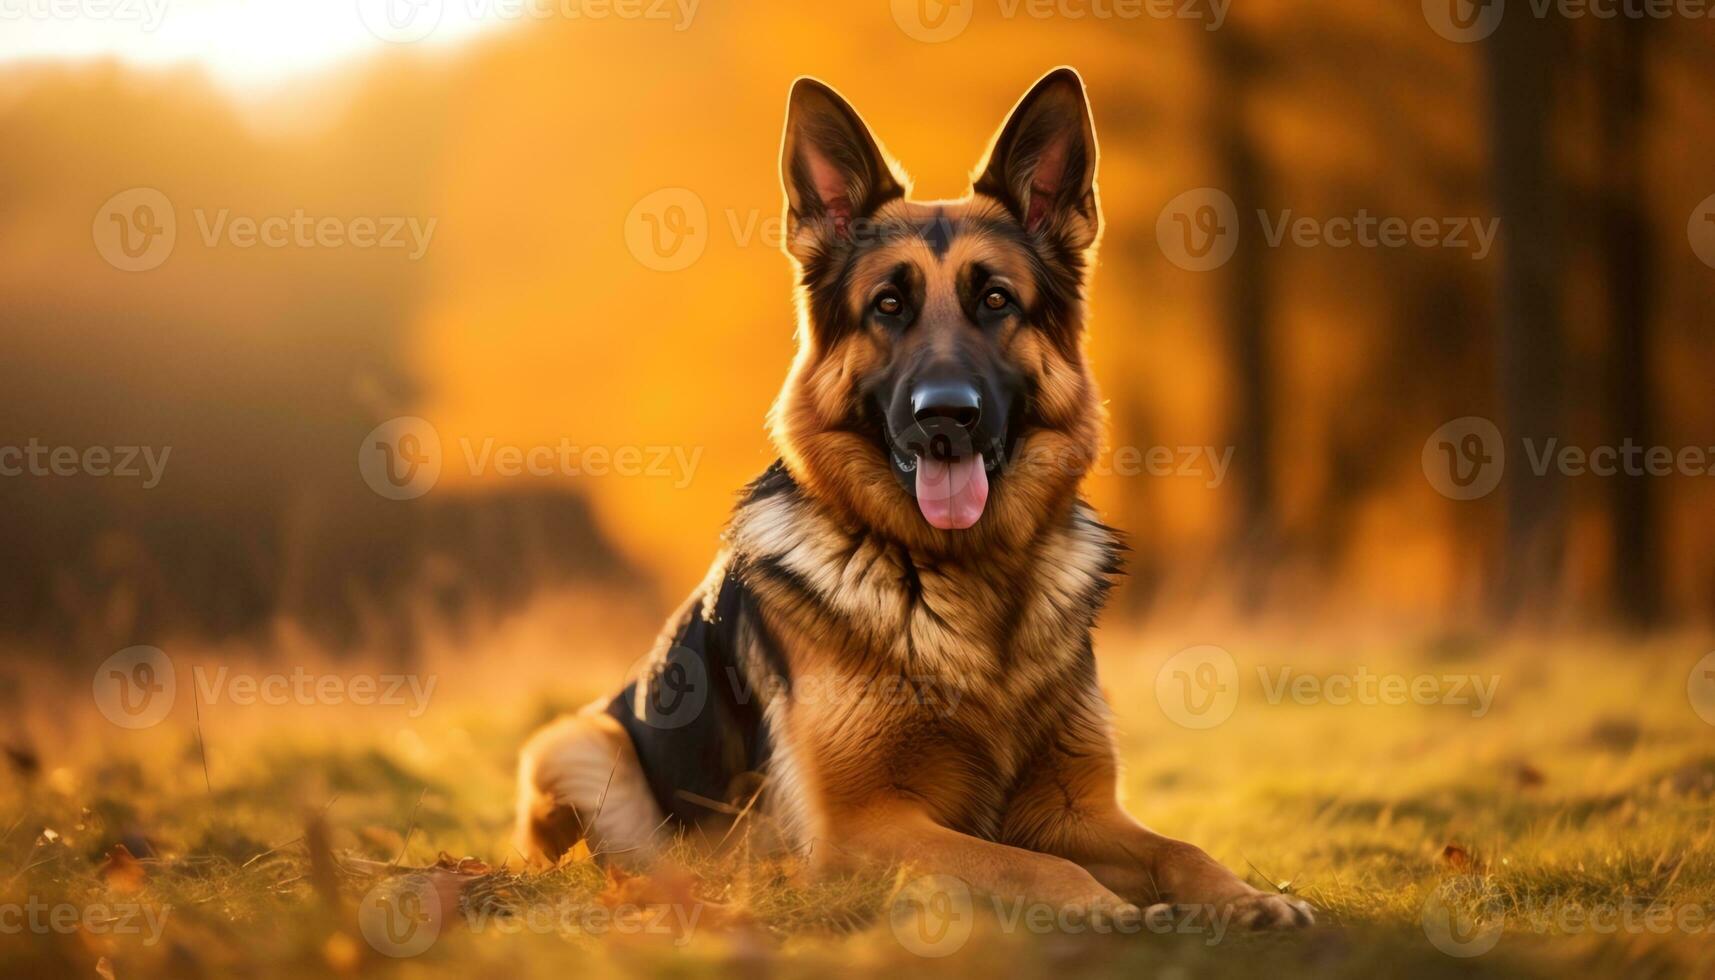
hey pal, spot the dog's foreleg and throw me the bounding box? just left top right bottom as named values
left=815, top=800, right=1139, bottom=918
left=1002, top=752, right=1314, bottom=928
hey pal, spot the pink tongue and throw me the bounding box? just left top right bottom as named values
left=914, top=455, right=989, bottom=530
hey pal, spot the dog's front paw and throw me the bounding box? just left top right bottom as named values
left=1223, top=891, right=1315, bottom=929
left=1143, top=891, right=1314, bottom=934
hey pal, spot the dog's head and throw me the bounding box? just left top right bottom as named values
left=769, top=68, right=1104, bottom=554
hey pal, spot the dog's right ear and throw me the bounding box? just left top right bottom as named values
left=780, top=77, right=906, bottom=263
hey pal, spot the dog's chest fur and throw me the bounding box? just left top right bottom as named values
left=723, top=467, right=1123, bottom=840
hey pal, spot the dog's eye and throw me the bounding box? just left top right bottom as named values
left=875, top=293, right=903, bottom=317
left=983, top=288, right=1012, bottom=311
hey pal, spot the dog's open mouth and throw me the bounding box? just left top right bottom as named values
left=914, top=453, right=989, bottom=530
left=892, top=445, right=994, bottom=530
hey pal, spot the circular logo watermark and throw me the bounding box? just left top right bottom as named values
left=359, top=874, right=443, bottom=958
left=891, top=416, right=980, bottom=486
left=624, top=188, right=708, bottom=272
left=890, top=874, right=974, bottom=957
left=1688, top=651, right=1715, bottom=727
left=359, top=417, right=443, bottom=500
left=93, top=188, right=177, bottom=273
left=1422, top=416, right=1505, bottom=501
left=628, top=644, right=709, bottom=730
left=1423, top=0, right=1504, bottom=43
left=1688, top=194, right=1715, bottom=269
left=891, top=0, right=975, bottom=42
left=94, top=646, right=177, bottom=730
left=1156, top=188, right=1239, bottom=272
left=356, top=0, right=445, bottom=43
left=1154, top=645, right=1239, bottom=730
left=1421, top=875, right=1505, bottom=957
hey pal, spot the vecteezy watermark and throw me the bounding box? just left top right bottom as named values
left=891, top=874, right=977, bottom=957
left=1156, top=188, right=1241, bottom=272
left=624, top=188, right=709, bottom=272
left=1256, top=210, right=1498, bottom=259
left=356, top=0, right=699, bottom=44
left=1154, top=646, right=1241, bottom=729
left=465, top=900, right=702, bottom=945
left=358, top=417, right=704, bottom=500
left=891, top=0, right=1227, bottom=43
left=1425, top=0, right=1715, bottom=43
left=92, top=188, right=176, bottom=273
left=623, top=196, right=953, bottom=271
left=358, top=875, right=701, bottom=957
left=889, top=874, right=1235, bottom=957
left=1422, top=876, right=1715, bottom=957
left=1157, top=189, right=1499, bottom=271
left=1423, top=417, right=1715, bottom=501
left=1090, top=445, right=1233, bottom=488
left=1155, top=646, right=1499, bottom=730
left=359, top=876, right=442, bottom=958
left=941, top=439, right=1234, bottom=487
left=93, top=647, right=177, bottom=730
left=1689, top=651, right=1715, bottom=727
left=1257, top=666, right=1498, bottom=716
left=93, top=646, right=437, bottom=728
left=622, top=644, right=968, bottom=732
left=622, top=645, right=711, bottom=731
left=191, top=665, right=436, bottom=718
left=1421, top=0, right=1507, bottom=42
left=0, top=897, right=171, bottom=947
left=1422, top=417, right=1505, bottom=501
left=1689, top=194, right=1715, bottom=269
left=359, top=417, right=443, bottom=500
left=1521, top=440, right=1715, bottom=478
left=94, top=189, right=436, bottom=272
left=0, top=0, right=169, bottom=31
left=0, top=439, right=170, bottom=489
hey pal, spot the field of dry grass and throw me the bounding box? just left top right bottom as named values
left=3, top=623, right=1714, bottom=979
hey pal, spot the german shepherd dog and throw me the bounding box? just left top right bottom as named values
left=517, top=67, right=1313, bottom=930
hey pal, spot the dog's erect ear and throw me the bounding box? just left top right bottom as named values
left=780, top=77, right=906, bottom=262
left=973, top=67, right=1100, bottom=248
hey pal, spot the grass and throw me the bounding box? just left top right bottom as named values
left=2, top=627, right=1714, bottom=979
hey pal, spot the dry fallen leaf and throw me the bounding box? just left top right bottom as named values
left=98, top=844, right=147, bottom=895
left=594, top=860, right=727, bottom=942
left=564, top=839, right=593, bottom=865
left=341, top=856, right=490, bottom=929
left=604, top=861, right=694, bottom=907
left=434, top=852, right=492, bottom=876
left=1441, top=843, right=1485, bottom=872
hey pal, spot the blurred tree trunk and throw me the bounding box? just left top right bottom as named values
left=1209, top=28, right=1275, bottom=615
left=1593, top=20, right=1661, bottom=628
left=1486, top=16, right=1567, bottom=624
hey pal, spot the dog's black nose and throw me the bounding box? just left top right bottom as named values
left=912, top=380, right=982, bottom=430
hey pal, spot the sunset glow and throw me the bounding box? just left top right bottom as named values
left=0, top=0, right=509, bottom=87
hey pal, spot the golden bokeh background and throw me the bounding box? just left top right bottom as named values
left=3, top=0, right=1713, bottom=662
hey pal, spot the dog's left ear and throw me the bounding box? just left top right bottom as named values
left=780, top=77, right=907, bottom=263
left=973, top=67, right=1100, bottom=249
